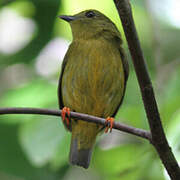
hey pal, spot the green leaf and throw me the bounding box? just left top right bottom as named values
left=0, top=80, right=57, bottom=123
left=92, top=144, right=164, bottom=180
left=92, top=144, right=142, bottom=180
left=0, top=121, right=59, bottom=180
left=167, top=110, right=180, bottom=163
left=50, top=133, right=71, bottom=170
left=19, top=116, right=66, bottom=167
left=160, top=68, right=180, bottom=124
left=0, top=80, right=57, bottom=107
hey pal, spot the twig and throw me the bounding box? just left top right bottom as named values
left=113, top=0, right=180, bottom=179
left=0, top=107, right=151, bottom=141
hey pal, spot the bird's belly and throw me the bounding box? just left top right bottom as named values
left=62, top=44, right=124, bottom=118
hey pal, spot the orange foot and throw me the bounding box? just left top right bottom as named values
left=105, top=117, right=114, bottom=133
left=61, top=107, right=71, bottom=125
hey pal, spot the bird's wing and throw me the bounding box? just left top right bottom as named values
left=112, top=36, right=129, bottom=117
left=58, top=45, right=72, bottom=131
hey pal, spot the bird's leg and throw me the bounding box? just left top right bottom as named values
left=105, top=117, right=114, bottom=133
left=61, top=107, right=71, bottom=125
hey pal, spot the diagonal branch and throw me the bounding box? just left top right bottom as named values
left=113, top=0, right=180, bottom=179
left=0, top=107, right=151, bottom=141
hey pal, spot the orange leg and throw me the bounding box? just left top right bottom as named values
left=105, top=117, right=114, bottom=133
left=61, top=107, right=71, bottom=125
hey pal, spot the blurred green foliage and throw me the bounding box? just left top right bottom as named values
left=0, top=0, right=180, bottom=179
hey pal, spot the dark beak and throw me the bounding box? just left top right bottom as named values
left=58, top=15, right=76, bottom=22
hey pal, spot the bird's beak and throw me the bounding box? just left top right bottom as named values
left=58, top=15, right=76, bottom=22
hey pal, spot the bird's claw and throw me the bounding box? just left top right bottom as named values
left=105, top=117, right=114, bottom=133
left=62, top=107, right=71, bottom=125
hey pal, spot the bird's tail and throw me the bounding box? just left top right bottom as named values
left=69, top=121, right=98, bottom=169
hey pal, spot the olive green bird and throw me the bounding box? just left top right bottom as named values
left=58, top=10, right=129, bottom=169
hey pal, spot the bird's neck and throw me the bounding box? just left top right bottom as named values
left=72, top=29, right=120, bottom=42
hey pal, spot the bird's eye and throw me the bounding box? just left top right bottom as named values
left=85, top=11, right=95, bottom=18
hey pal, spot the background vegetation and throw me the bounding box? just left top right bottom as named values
left=0, top=0, right=180, bottom=179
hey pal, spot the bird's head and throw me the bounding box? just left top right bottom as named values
left=59, top=9, right=120, bottom=40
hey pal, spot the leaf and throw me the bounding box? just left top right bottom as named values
left=0, top=121, right=57, bottom=180
left=0, top=80, right=57, bottom=123
left=19, top=116, right=66, bottom=167
left=50, top=133, right=71, bottom=170
left=167, top=110, right=180, bottom=163
left=92, top=144, right=142, bottom=180
left=92, top=143, right=164, bottom=180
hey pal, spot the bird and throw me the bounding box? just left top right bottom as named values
left=58, top=9, right=129, bottom=169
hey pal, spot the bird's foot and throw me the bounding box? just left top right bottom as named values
left=61, top=107, right=71, bottom=125
left=105, top=117, right=114, bottom=133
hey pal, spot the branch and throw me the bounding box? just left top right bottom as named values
left=113, top=0, right=180, bottom=179
left=0, top=107, right=151, bottom=141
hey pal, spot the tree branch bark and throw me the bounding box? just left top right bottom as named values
left=113, top=0, right=180, bottom=179
left=0, top=107, right=151, bottom=141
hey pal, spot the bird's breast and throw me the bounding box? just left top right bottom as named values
left=62, top=39, right=125, bottom=117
